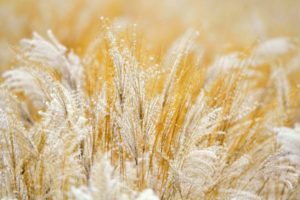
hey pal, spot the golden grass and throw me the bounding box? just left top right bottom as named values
left=0, top=0, right=300, bottom=199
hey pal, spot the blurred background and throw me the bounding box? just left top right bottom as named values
left=0, top=0, right=300, bottom=73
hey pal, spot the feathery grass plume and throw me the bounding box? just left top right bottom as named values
left=1, top=0, right=300, bottom=200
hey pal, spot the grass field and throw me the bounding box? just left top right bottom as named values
left=0, top=0, right=300, bottom=199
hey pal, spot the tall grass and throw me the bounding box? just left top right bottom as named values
left=1, top=1, right=300, bottom=200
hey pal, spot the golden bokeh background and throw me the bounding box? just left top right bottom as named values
left=1, top=0, right=300, bottom=72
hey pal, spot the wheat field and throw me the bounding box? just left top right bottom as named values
left=0, top=0, right=300, bottom=199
